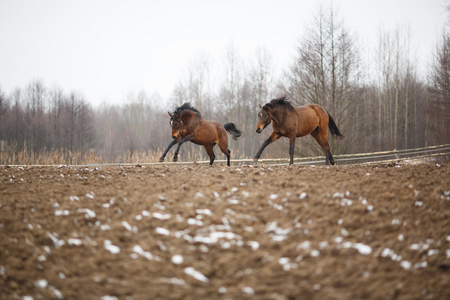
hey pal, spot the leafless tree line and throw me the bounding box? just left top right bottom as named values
left=0, top=82, right=95, bottom=164
left=0, top=5, right=449, bottom=164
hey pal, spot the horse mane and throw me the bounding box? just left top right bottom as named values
left=172, top=102, right=201, bottom=118
left=263, top=96, right=295, bottom=111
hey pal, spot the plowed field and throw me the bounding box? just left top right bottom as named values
left=1, top=162, right=449, bottom=299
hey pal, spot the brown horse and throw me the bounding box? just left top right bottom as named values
left=255, top=96, right=343, bottom=165
left=159, top=103, right=243, bottom=166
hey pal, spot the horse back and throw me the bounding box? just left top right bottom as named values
left=294, top=104, right=326, bottom=136
left=192, top=119, right=225, bottom=144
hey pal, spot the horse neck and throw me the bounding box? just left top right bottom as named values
left=270, top=107, right=289, bottom=126
left=180, top=111, right=202, bottom=127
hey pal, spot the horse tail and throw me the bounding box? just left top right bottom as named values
left=327, top=112, right=344, bottom=139
left=224, top=123, right=244, bottom=141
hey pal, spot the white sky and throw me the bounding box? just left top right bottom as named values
left=0, top=0, right=448, bottom=107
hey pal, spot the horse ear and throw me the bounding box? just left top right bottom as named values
left=259, top=104, right=263, bottom=109
left=168, top=112, right=173, bottom=117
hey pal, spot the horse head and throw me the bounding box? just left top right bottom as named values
left=168, top=112, right=184, bottom=139
left=256, top=104, right=272, bottom=133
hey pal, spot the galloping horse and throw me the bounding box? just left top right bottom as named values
left=255, top=96, right=343, bottom=165
left=159, top=103, right=243, bottom=166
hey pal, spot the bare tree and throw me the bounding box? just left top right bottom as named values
left=375, top=25, right=425, bottom=150
left=246, top=46, right=276, bottom=156
left=0, top=87, right=7, bottom=141
left=219, top=42, right=242, bottom=117
left=285, top=5, right=362, bottom=155
left=25, top=81, right=47, bottom=156
left=428, top=27, right=450, bottom=145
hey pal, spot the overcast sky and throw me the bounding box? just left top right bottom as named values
left=0, top=0, right=448, bottom=107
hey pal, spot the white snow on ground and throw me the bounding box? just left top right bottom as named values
left=104, top=240, right=120, bottom=254
left=153, top=212, right=171, bottom=220
left=184, top=267, right=209, bottom=283
left=156, top=227, right=170, bottom=236
left=77, top=208, right=96, bottom=218
left=266, top=222, right=291, bottom=242
left=171, top=255, right=183, bottom=264
left=132, top=245, right=156, bottom=261
left=35, top=172, right=441, bottom=300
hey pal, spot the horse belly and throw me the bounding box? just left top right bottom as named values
left=295, top=108, right=320, bottom=137
left=194, top=122, right=220, bottom=144
left=296, top=127, right=315, bottom=137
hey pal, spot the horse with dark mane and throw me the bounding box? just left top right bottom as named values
left=160, top=103, right=243, bottom=166
left=255, top=96, right=343, bottom=165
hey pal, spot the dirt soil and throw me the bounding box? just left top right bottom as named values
left=0, top=162, right=449, bottom=300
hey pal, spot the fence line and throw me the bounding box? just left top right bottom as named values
left=137, top=144, right=450, bottom=166
left=3, top=144, right=448, bottom=167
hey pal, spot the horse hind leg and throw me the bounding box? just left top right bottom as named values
left=311, top=129, right=335, bottom=165
left=221, top=146, right=231, bottom=167
left=204, top=144, right=216, bottom=166
left=218, top=140, right=231, bottom=166
left=226, top=149, right=231, bottom=166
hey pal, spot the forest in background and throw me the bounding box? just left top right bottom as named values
left=0, top=6, right=449, bottom=165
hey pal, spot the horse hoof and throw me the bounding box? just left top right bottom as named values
left=159, top=157, right=164, bottom=162
left=173, top=157, right=178, bottom=162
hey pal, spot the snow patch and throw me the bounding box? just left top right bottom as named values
left=132, top=245, right=155, bottom=260
left=104, top=240, right=120, bottom=254
left=101, top=296, right=118, bottom=300
left=187, top=218, right=203, bottom=226
left=248, top=241, right=260, bottom=250
left=47, top=232, right=65, bottom=247
left=400, top=260, right=411, bottom=270
left=172, top=255, right=183, bottom=264
left=77, top=208, right=96, bottom=219
left=184, top=267, right=209, bottom=283
left=196, top=209, right=212, bottom=216
left=242, top=287, right=255, bottom=295
left=67, top=238, right=82, bottom=246
left=122, top=221, right=138, bottom=233
left=69, top=196, right=80, bottom=201
left=153, top=212, right=171, bottom=220
left=427, top=249, right=439, bottom=256
left=54, top=210, right=69, bottom=216
left=156, top=227, right=170, bottom=236
left=266, top=222, right=291, bottom=241
left=35, top=279, right=48, bottom=288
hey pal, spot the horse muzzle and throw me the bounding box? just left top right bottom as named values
left=172, top=130, right=180, bottom=139
left=256, top=127, right=262, bottom=134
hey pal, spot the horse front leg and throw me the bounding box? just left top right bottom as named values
left=254, top=132, right=281, bottom=162
left=289, top=136, right=296, bottom=165
left=326, top=150, right=335, bottom=165
left=173, top=134, right=194, bottom=162
left=159, top=138, right=178, bottom=162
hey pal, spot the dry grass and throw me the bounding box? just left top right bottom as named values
left=0, top=147, right=248, bottom=166
left=0, top=149, right=161, bottom=165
